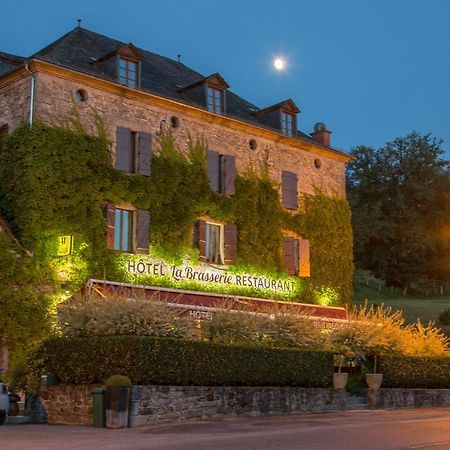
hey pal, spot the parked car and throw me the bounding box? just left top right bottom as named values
left=0, top=383, right=8, bottom=425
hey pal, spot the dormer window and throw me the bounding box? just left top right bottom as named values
left=207, top=86, right=223, bottom=114
left=281, top=111, right=295, bottom=136
left=119, top=58, right=138, bottom=88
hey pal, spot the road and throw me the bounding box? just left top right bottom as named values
left=2, top=408, right=450, bottom=450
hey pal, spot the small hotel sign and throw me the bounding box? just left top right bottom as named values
left=126, top=259, right=297, bottom=293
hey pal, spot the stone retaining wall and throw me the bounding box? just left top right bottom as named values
left=36, top=385, right=450, bottom=427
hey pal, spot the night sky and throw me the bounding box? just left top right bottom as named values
left=2, top=0, right=450, bottom=155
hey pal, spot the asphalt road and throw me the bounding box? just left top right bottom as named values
left=3, top=408, right=450, bottom=450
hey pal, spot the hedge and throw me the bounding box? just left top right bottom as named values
left=380, top=355, right=450, bottom=388
left=35, top=336, right=333, bottom=387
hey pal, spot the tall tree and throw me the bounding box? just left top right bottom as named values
left=347, top=132, right=450, bottom=290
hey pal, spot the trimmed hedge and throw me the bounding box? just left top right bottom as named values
left=35, top=336, right=333, bottom=387
left=380, top=356, right=450, bottom=388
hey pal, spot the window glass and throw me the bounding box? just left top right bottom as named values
left=281, top=111, right=294, bottom=136
left=205, top=223, right=222, bottom=263
left=119, top=58, right=138, bottom=88
left=114, top=208, right=132, bottom=252
left=207, top=86, right=223, bottom=114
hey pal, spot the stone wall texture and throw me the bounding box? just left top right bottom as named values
left=39, top=385, right=96, bottom=426
left=0, top=67, right=347, bottom=199
left=368, top=388, right=450, bottom=409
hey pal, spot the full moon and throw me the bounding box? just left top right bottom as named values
left=273, top=57, right=286, bottom=71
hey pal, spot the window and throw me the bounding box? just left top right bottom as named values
left=283, top=238, right=310, bottom=277
left=205, top=223, right=223, bottom=264
left=207, top=86, right=223, bottom=114
left=115, top=127, right=152, bottom=175
left=103, top=203, right=150, bottom=254
left=207, top=150, right=236, bottom=195
left=281, top=170, right=298, bottom=210
left=119, top=58, right=138, bottom=88
left=114, top=208, right=132, bottom=252
left=281, top=111, right=295, bottom=136
left=196, top=220, right=237, bottom=265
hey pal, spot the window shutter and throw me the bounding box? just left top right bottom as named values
left=0, top=124, right=8, bottom=156
left=221, top=155, right=236, bottom=196
left=283, top=239, right=296, bottom=276
left=136, top=210, right=150, bottom=254
left=282, top=171, right=298, bottom=210
left=299, top=239, right=311, bottom=277
left=137, top=132, right=152, bottom=176
left=224, top=224, right=237, bottom=265
left=102, top=203, right=116, bottom=249
left=207, top=150, right=220, bottom=192
left=195, top=220, right=207, bottom=262
left=115, top=126, right=132, bottom=172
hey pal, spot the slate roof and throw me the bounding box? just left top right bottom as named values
left=0, top=27, right=348, bottom=156
left=0, top=51, right=26, bottom=77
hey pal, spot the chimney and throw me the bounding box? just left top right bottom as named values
left=311, top=122, right=332, bottom=146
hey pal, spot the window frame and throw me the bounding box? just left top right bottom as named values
left=118, top=57, right=139, bottom=88
left=114, top=208, right=133, bottom=252
left=281, top=110, right=295, bottom=136
left=206, top=85, right=224, bottom=114
left=205, top=222, right=224, bottom=264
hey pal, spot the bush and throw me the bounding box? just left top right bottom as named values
left=439, top=308, right=450, bottom=325
left=379, top=355, right=450, bottom=388
left=33, top=336, right=333, bottom=387
left=104, top=375, right=132, bottom=388
left=57, top=295, right=194, bottom=340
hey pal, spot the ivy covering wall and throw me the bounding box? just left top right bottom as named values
left=0, top=121, right=353, bottom=307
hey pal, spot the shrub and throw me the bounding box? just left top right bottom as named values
left=439, top=308, right=450, bottom=325
left=379, top=355, right=450, bottom=388
left=104, top=375, right=132, bottom=388
left=33, top=336, right=333, bottom=387
left=57, top=295, right=194, bottom=340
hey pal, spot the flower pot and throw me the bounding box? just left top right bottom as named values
left=366, top=373, right=383, bottom=389
left=333, top=372, right=348, bottom=389
left=105, top=387, right=130, bottom=429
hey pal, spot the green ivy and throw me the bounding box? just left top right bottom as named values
left=0, top=121, right=353, bottom=309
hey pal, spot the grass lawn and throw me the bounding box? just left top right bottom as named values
left=354, top=284, right=450, bottom=335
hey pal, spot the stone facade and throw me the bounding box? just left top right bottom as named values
left=368, top=388, right=450, bottom=409
left=0, top=63, right=348, bottom=198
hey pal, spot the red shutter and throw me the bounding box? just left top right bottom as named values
left=207, top=150, right=220, bottom=192
left=283, top=239, right=296, bottom=275
left=115, top=126, right=132, bottom=172
left=137, top=132, right=152, bottom=176
left=221, top=155, right=236, bottom=196
left=282, top=171, right=298, bottom=210
left=224, top=224, right=237, bottom=265
left=299, top=239, right=311, bottom=277
left=103, top=203, right=116, bottom=249
left=196, top=220, right=207, bottom=262
left=136, top=210, right=150, bottom=254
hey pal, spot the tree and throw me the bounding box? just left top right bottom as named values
left=347, top=132, right=450, bottom=291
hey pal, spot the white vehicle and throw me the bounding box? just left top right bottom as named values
left=0, top=383, right=8, bottom=424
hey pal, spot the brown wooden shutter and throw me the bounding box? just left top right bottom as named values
left=281, top=171, right=298, bottom=210
left=221, top=155, right=236, bottom=196
left=115, top=126, right=132, bottom=172
left=137, top=132, right=152, bottom=176
left=283, top=239, right=296, bottom=275
left=207, top=150, right=220, bottom=192
left=299, top=239, right=311, bottom=277
left=102, top=203, right=116, bottom=249
left=195, top=220, right=207, bottom=262
left=224, top=224, right=237, bottom=265
left=136, top=210, right=150, bottom=254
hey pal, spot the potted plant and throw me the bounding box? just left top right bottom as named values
left=333, top=355, right=348, bottom=389
left=104, top=375, right=132, bottom=429
left=365, top=355, right=383, bottom=389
